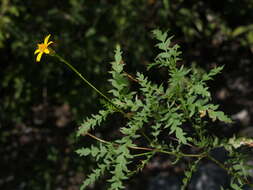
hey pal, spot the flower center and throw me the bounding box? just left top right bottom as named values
left=38, top=43, right=48, bottom=52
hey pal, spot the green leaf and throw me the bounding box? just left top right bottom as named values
left=230, top=182, right=242, bottom=190
left=202, top=66, right=224, bottom=81
left=208, top=110, right=232, bottom=123
left=152, top=29, right=168, bottom=42
left=114, top=45, right=122, bottom=65
left=189, top=84, right=210, bottom=98
left=76, top=148, right=91, bottom=156
left=91, top=145, right=100, bottom=157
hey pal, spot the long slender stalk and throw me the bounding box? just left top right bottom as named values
left=133, top=152, right=153, bottom=158
left=86, top=132, right=111, bottom=144
left=54, top=54, right=125, bottom=115
left=85, top=132, right=206, bottom=158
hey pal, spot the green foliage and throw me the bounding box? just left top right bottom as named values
left=77, top=30, right=253, bottom=189
left=77, top=109, right=113, bottom=136
left=2, top=1, right=253, bottom=189
left=76, top=143, right=113, bottom=190
left=181, top=158, right=201, bottom=190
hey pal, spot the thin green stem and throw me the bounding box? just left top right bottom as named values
left=207, top=155, right=227, bottom=171
left=133, top=152, right=153, bottom=158
left=207, top=154, right=252, bottom=186
left=86, top=132, right=111, bottom=144
left=54, top=54, right=125, bottom=115
left=156, top=149, right=206, bottom=158
left=85, top=131, right=206, bottom=158
left=140, top=130, right=152, bottom=145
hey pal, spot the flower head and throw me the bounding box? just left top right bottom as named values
left=34, top=34, right=54, bottom=62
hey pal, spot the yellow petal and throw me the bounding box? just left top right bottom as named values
left=34, top=48, right=40, bottom=55
left=47, top=41, right=53, bottom=46
left=44, top=49, right=50, bottom=54
left=44, top=34, right=51, bottom=44
left=36, top=52, right=43, bottom=62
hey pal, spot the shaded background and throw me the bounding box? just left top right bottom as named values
left=0, top=0, right=253, bottom=189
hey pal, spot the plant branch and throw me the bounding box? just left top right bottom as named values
left=85, top=132, right=206, bottom=158
left=123, top=71, right=139, bottom=83
left=85, top=132, right=111, bottom=144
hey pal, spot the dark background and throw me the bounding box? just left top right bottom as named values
left=0, top=0, right=253, bottom=189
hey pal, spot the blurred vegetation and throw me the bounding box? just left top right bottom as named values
left=0, top=0, right=253, bottom=189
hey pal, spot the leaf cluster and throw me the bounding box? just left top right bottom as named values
left=77, top=30, right=252, bottom=189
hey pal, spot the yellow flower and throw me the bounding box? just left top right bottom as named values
left=34, top=34, right=53, bottom=62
